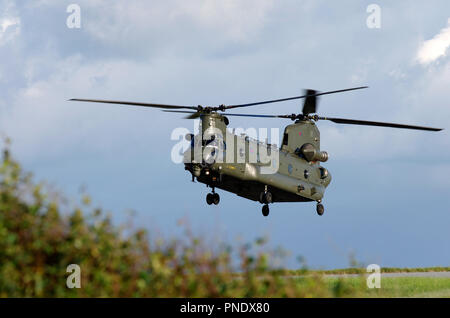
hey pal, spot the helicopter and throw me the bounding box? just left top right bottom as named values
left=70, top=86, right=443, bottom=217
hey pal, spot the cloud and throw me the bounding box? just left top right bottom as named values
left=1, top=0, right=450, bottom=270
left=0, top=6, right=20, bottom=45
left=416, top=18, right=450, bottom=65
left=2, top=1, right=448, bottom=165
left=0, top=16, right=19, bottom=31
left=169, top=0, right=274, bottom=41
left=76, top=0, right=274, bottom=60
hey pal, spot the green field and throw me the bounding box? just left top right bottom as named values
left=288, top=267, right=450, bottom=297
left=281, top=267, right=450, bottom=276
left=321, top=277, right=450, bottom=298
left=314, top=277, right=450, bottom=298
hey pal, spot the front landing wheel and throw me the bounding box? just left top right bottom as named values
left=316, top=203, right=324, bottom=216
left=262, top=204, right=270, bottom=217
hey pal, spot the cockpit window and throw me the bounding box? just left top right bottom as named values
left=282, top=133, right=289, bottom=146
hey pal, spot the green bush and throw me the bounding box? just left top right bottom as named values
left=0, top=139, right=358, bottom=297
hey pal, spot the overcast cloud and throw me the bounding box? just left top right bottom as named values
left=1, top=0, right=449, bottom=268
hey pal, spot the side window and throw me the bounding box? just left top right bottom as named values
left=282, top=133, right=289, bottom=146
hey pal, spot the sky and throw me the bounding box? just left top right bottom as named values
left=0, top=0, right=449, bottom=269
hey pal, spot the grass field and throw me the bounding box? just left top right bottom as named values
left=300, top=267, right=450, bottom=297
left=322, top=277, right=450, bottom=297
left=285, top=267, right=450, bottom=275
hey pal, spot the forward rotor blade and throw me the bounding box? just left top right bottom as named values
left=185, top=112, right=201, bottom=119
left=223, top=86, right=368, bottom=110
left=319, top=116, right=443, bottom=131
left=162, top=110, right=201, bottom=119
left=163, top=110, right=285, bottom=119
left=69, top=98, right=198, bottom=110
left=216, top=113, right=284, bottom=118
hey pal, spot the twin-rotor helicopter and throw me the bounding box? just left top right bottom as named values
left=70, top=86, right=442, bottom=217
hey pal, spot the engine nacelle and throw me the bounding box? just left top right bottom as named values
left=300, top=143, right=328, bottom=162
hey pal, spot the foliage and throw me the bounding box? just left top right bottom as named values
left=0, top=140, right=359, bottom=297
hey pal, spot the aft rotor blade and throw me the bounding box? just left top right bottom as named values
left=223, top=86, right=368, bottom=110
left=302, top=89, right=318, bottom=115
left=69, top=99, right=198, bottom=110
left=319, top=116, right=443, bottom=131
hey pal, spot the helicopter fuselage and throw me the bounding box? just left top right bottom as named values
left=183, top=113, right=332, bottom=204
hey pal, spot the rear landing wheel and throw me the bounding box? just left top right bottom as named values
left=262, top=204, right=269, bottom=217
left=206, top=193, right=214, bottom=205
left=212, top=193, right=220, bottom=205
left=316, top=203, right=324, bottom=216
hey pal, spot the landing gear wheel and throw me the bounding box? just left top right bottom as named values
left=316, top=203, right=324, bottom=216
left=212, top=193, right=220, bottom=205
left=262, top=204, right=270, bottom=217
left=206, top=193, right=214, bottom=205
